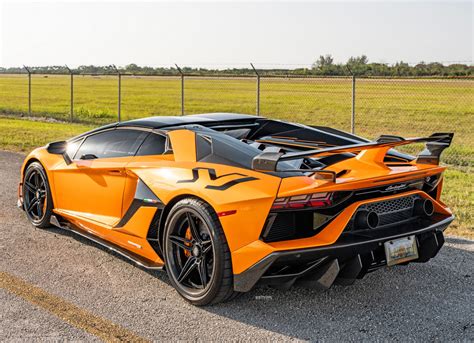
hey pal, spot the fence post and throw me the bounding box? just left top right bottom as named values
left=112, top=65, right=122, bottom=122
left=250, top=63, right=260, bottom=116
left=351, top=75, right=356, bottom=134
left=65, top=65, right=74, bottom=122
left=23, top=65, right=31, bottom=116
left=175, top=64, right=184, bottom=115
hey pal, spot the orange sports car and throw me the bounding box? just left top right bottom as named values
left=18, top=113, right=454, bottom=305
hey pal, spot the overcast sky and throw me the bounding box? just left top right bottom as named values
left=0, top=1, right=472, bottom=68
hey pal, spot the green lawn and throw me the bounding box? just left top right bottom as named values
left=0, top=117, right=471, bottom=239
left=0, top=116, right=92, bottom=152
left=0, top=74, right=472, bottom=168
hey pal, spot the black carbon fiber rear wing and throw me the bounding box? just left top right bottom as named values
left=251, top=132, right=454, bottom=172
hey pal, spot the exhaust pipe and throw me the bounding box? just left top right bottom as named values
left=414, top=198, right=434, bottom=217
left=354, top=210, right=379, bottom=230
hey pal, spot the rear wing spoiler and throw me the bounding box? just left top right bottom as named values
left=251, top=132, right=454, bottom=172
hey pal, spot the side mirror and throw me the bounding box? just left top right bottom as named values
left=46, top=141, right=72, bottom=165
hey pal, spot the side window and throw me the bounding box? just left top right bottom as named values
left=136, top=133, right=167, bottom=156
left=74, top=129, right=148, bottom=160
left=196, top=134, right=212, bottom=160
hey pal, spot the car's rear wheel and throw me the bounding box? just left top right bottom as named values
left=23, top=162, right=53, bottom=228
left=163, top=198, right=236, bottom=305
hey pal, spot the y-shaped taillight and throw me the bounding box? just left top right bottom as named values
left=271, top=192, right=332, bottom=210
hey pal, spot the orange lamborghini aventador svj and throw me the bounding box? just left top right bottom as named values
left=18, top=113, right=454, bottom=305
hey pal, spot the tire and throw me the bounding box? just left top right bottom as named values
left=22, top=162, right=53, bottom=228
left=163, top=198, right=237, bottom=305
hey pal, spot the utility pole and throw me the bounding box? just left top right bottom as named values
left=175, top=64, right=184, bottom=115
left=351, top=74, right=356, bottom=134
left=112, top=65, right=122, bottom=121
left=347, top=66, right=356, bottom=134
left=65, top=65, right=74, bottom=122
left=23, top=65, right=31, bottom=116
left=250, top=63, right=260, bottom=116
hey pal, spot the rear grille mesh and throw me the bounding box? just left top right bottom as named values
left=263, top=214, right=295, bottom=242
left=346, top=195, right=419, bottom=231
left=364, top=196, right=415, bottom=214
left=262, top=211, right=314, bottom=243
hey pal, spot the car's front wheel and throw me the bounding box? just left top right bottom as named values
left=22, top=162, right=53, bottom=228
left=163, top=198, right=236, bottom=305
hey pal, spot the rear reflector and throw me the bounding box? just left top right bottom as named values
left=217, top=210, right=237, bottom=217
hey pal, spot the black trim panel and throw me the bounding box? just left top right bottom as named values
left=115, top=179, right=163, bottom=228
left=50, top=215, right=163, bottom=270
left=177, top=167, right=258, bottom=190
left=205, top=176, right=259, bottom=191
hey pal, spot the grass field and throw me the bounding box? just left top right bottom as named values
left=0, top=117, right=471, bottom=239
left=0, top=74, right=472, bottom=168
left=0, top=75, right=472, bottom=237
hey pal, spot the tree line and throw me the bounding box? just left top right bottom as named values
left=309, top=55, right=472, bottom=77
left=1, top=55, right=472, bottom=77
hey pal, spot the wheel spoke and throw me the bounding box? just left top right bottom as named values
left=197, top=260, right=208, bottom=288
left=33, top=172, right=40, bottom=187
left=25, top=181, right=36, bottom=194
left=177, top=256, right=197, bottom=283
left=202, top=240, right=212, bottom=255
left=27, top=198, right=38, bottom=213
left=39, top=190, right=46, bottom=199
left=186, top=212, right=201, bottom=242
left=36, top=200, right=43, bottom=217
left=169, top=235, right=191, bottom=251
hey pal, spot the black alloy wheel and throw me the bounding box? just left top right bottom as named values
left=164, top=198, right=236, bottom=305
left=169, top=210, right=214, bottom=290
left=23, top=162, right=53, bottom=227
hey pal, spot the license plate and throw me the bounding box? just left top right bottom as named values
left=384, top=235, right=419, bottom=266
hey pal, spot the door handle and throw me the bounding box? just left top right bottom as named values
left=75, top=160, right=92, bottom=168
left=108, top=169, right=123, bottom=176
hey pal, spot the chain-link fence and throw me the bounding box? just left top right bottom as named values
left=0, top=72, right=472, bottom=169
left=353, top=77, right=473, bottom=169
left=261, top=76, right=353, bottom=132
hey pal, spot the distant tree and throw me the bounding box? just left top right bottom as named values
left=426, top=62, right=444, bottom=76
left=347, top=55, right=369, bottom=66
left=414, top=62, right=428, bottom=76
left=346, top=55, right=369, bottom=75
left=392, top=61, right=411, bottom=76
left=125, top=64, right=142, bottom=74
left=447, top=64, right=471, bottom=76
left=312, top=54, right=334, bottom=69
left=368, top=63, right=391, bottom=76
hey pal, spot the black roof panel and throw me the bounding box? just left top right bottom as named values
left=116, top=113, right=261, bottom=129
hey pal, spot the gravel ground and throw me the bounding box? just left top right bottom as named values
left=0, top=150, right=473, bottom=342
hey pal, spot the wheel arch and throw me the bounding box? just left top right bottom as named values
left=147, top=193, right=219, bottom=260
left=22, top=157, right=41, bottom=176
left=21, top=155, right=55, bottom=184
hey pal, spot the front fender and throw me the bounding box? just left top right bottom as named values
left=19, top=147, right=64, bottom=207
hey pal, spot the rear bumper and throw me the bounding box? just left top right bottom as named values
left=233, top=214, right=454, bottom=292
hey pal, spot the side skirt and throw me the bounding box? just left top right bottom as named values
left=50, top=215, right=164, bottom=270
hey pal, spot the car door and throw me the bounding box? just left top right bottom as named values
left=52, top=128, right=149, bottom=227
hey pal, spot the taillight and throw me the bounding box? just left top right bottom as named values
left=271, top=192, right=332, bottom=210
